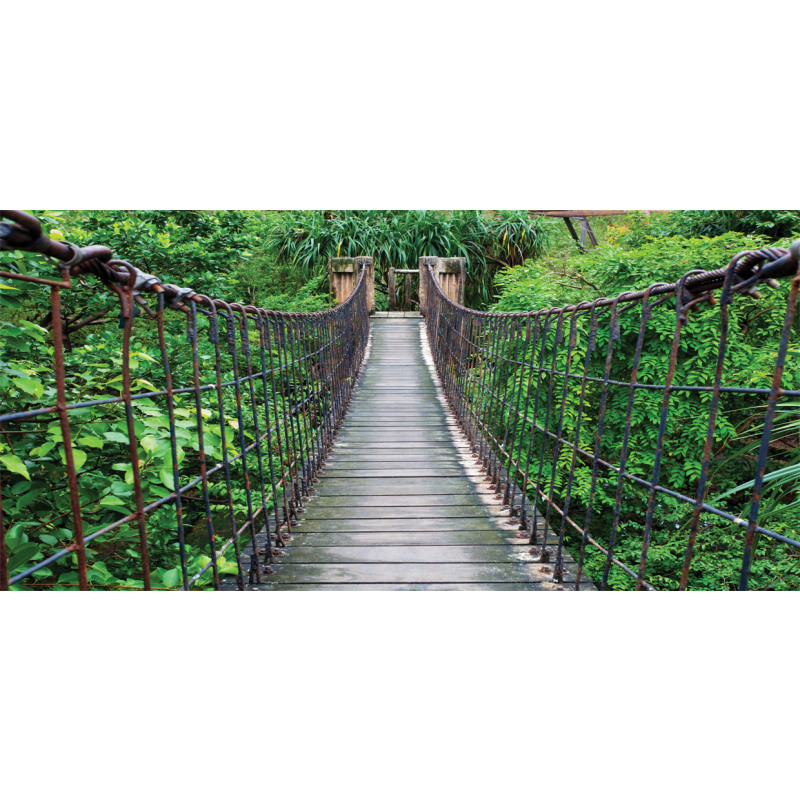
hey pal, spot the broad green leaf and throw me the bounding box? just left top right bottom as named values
left=159, top=469, right=176, bottom=491
left=0, top=454, right=30, bottom=480
left=140, top=435, right=158, bottom=454
left=59, top=447, right=87, bottom=471
left=13, top=377, right=43, bottom=398
left=7, top=542, right=41, bottom=573
left=36, top=440, right=57, bottom=457
left=99, top=496, right=126, bottom=507
left=5, top=522, right=35, bottom=549
left=161, top=568, right=181, bottom=588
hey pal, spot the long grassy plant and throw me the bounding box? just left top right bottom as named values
left=265, top=210, right=551, bottom=309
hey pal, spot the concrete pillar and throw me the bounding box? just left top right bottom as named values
left=328, top=256, right=375, bottom=312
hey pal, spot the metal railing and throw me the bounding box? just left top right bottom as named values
left=422, top=241, right=800, bottom=590
left=0, top=211, right=369, bottom=590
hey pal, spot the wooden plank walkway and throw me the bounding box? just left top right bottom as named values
left=252, top=315, right=594, bottom=591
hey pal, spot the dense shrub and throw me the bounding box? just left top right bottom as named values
left=490, top=217, right=800, bottom=589
left=0, top=211, right=331, bottom=589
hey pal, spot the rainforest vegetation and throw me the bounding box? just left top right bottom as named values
left=1, top=209, right=799, bottom=588
left=492, top=210, right=800, bottom=589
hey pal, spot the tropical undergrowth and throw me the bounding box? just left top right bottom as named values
left=488, top=210, right=800, bottom=589
left=0, top=210, right=335, bottom=589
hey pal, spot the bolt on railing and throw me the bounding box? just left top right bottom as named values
left=422, top=241, right=800, bottom=590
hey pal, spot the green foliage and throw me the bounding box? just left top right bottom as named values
left=489, top=212, right=800, bottom=589
left=606, top=210, right=800, bottom=248
left=494, top=231, right=767, bottom=312
left=266, top=210, right=551, bottom=308
left=0, top=210, right=342, bottom=590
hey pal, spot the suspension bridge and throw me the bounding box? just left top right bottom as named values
left=1, top=210, right=799, bottom=590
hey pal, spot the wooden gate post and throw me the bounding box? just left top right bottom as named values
left=403, top=271, right=413, bottom=311
left=328, top=256, right=375, bottom=311
left=419, top=256, right=466, bottom=313
left=418, top=256, right=438, bottom=315
left=387, top=267, right=396, bottom=311
left=436, top=257, right=466, bottom=306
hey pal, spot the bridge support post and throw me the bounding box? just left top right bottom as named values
left=387, top=267, right=396, bottom=311
left=418, top=256, right=437, bottom=315
left=437, top=257, right=467, bottom=306
left=403, top=270, right=413, bottom=311
left=419, top=256, right=466, bottom=314
left=328, top=256, right=375, bottom=311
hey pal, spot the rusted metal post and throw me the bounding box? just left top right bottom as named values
left=329, top=256, right=375, bottom=311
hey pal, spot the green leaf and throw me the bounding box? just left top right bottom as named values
left=5, top=522, right=35, bottom=549
left=159, top=469, right=176, bottom=491
left=14, top=377, right=44, bottom=397
left=161, top=568, right=181, bottom=588
left=217, top=557, right=239, bottom=575
left=99, top=495, right=126, bottom=507
left=7, top=542, right=41, bottom=573
left=17, top=320, right=48, bottom=341
left=78, top=435, right=104, bottom=449
left=140, top=435, right=158, bottom=454
left=36, top=440, right=58, bottom=457
left=0, top=454, right=30, bottom=480
left=59, top=447, right=87, bottom=471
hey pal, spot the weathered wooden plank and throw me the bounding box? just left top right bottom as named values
left=274, top=531, right=523, bottom=546
left=265, top=561, right=547, bottom=584
left=333, top=440, right=454, bottom=453
left=321, top=469, right=467, bottom=478
left=297, top=509, right=498, bottom=524
left=276, top=545, right=524, bottom=564
left=342, top=422, right=450, bottom=428
left=301, top=494, right=485, bottom=507
left=316, top=478, right=474, bottom=494
left=329, top=448, right=463, bottom=457
left=338, top=433, right=453, bottom=441
left=323, top=460, right=464, bottom=469
left=259, top=582, right=546, bottom=591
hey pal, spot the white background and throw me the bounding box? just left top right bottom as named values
left=2, top=1, right=798, bottom=798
